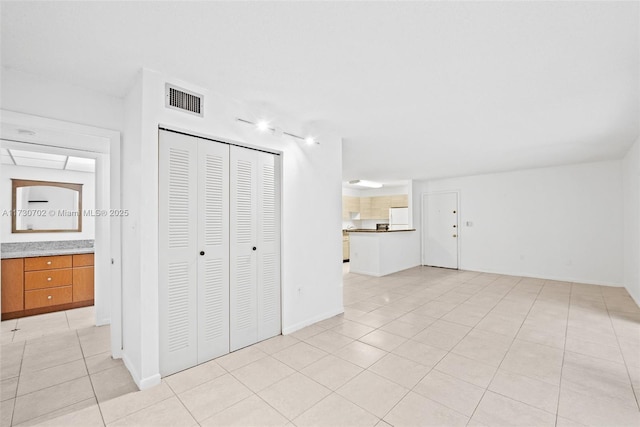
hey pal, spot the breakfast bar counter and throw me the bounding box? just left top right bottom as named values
left=347, top=229, right=419, bottom=277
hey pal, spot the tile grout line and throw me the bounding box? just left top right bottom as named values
left=551, top=281, right=572, bottom=427
left=162, top=380, right=202, bottom=426
left=10, top=335, right=90, bottom=426
left=8, top=340, right=26, bottom=427
left=368, top=274, right=513, bottom=424
left=602, top=293, right=640, bottom=412
left=75, top=328, right=108, bottom=427
left=465, top=276, right=547, bottom=425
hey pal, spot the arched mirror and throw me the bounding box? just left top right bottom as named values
left=11, top=179, right=83, bottom=233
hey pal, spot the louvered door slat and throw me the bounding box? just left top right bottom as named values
left=197, top=141, right=230, bottom=363
left=159, top=130, right=198, bottom=376
left=257, top=154, right=281, bottom=341
left=230, top=147, right=258, bottom=351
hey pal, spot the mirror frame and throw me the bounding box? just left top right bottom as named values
left=11, top=179, right=83, bottom=233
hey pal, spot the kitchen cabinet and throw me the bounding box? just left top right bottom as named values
left=342, top=193, right=409, bottom=220
left=342, top=196, right=361, bottom=220
left=342, top=233, right=350, bottom=261
left=371, top=196, right=391, bottom=219
left=359, top=197, right=372, bottom=219
left=391, top=194, right=409, bottom=208
left=1, top=253, right=94, bottom=320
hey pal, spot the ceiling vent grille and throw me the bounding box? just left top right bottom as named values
left=165, top=84, right=203, bottom=117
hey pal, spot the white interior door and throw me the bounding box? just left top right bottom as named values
left=230, top=146, right=259, bottom=351
left=196, top=141, right=230, bottom=363
left=230, top=147, right=281, bottom=351
left=159, top=130, right=198, bottom=376
left=257, top=152, right=281, bottom=342
left=160, top=129, right=281, bottom=370
left=423, top=192, right=459, bottom=269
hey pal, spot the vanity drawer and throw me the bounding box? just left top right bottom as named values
left=24, top=286, right=73, bottom=310
left=72, top=254, right=94, bottom=267
left=24, top=255, right=72, bottom=271
left=24, top=269, right=73, bottom=290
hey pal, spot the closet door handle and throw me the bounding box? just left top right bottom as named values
left=200, top=251, right=205, bottom=256
left=252, top=247, right=257, bottom=251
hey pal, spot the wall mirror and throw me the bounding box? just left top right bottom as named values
left=12, top=179, right=83, bottom=233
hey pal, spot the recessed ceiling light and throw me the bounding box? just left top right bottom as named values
left=256, top=120, right=270, bottom=132
left=349, top=180, right=383, bottom=188
left=17, top=129, right=36, bottom=136
left=305, top=136, right=316, bottom=145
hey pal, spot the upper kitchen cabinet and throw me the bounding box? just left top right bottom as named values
left=371, top=196, right=391, bottom=219
left=342, top=196, right=361, bottom=220
left=344, top=194, right=409, bottom=220
left=391, top=194, right=409, bottom=208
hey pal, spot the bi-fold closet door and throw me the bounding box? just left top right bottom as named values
left=159, top=129, right=281, bottom=377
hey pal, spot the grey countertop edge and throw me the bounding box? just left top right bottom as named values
left=1, top=248, right=95, bottom=259
left=345, top=229, right=416, bottom=233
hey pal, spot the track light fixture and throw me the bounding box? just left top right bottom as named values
left=236, top=118, right=320, bottom=145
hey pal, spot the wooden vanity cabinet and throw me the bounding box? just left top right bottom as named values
left=72, top=254, right=95, bottom=303
left=1, top=253, right=94, bottom=320
left=1, top=258, right=24, bottom=314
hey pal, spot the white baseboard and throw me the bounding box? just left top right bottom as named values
left=121, top=352, right=161, bottom=391
left=96, top=317, right=110, bottom=327
left=282, top=306, right=344, bottom=335
left=457, top=265, right=624, bottom=287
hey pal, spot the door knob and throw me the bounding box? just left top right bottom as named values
left=200, top=251, right=205, bottom=256
left=453, top=234, right=457, bottom=238
left=252, top=247, right=257, bottom=251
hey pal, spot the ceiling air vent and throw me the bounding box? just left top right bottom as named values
left=165, top=83, right=203, bottom=117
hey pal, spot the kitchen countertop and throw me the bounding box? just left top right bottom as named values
left=1, top=240, right=95, bottom=259
left=344, top=229, right=416, bottom=233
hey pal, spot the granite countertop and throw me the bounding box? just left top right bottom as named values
left=1, top=240, right=95, bottom=259
left=345, top=229, right=416, bottom=233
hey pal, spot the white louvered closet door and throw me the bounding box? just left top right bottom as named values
left=230, top=147, right=281, bottom=351
left=257, top=152, right=281, bottom=341
left=159, top=130, right=199, bottom=376
left=230, top=146, right=259, bottom=351
left=196, top=141, right=230, bottom=363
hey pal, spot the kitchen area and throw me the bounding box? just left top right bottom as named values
left=342, top=180, right=417, bottom=277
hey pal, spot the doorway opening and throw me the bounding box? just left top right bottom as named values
left=0, top=110, right=122, bottom=357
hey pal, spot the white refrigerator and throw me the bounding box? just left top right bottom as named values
left=389, top=207, right=409, bottom=230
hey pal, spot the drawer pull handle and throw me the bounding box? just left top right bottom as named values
left=47, top=261, right=52, bottom=265
left=47, top=277, right=52, bottom=281
left=47, top=295, right=52, bottom=300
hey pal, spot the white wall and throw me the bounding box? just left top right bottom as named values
left=120, top=69, right=343, bottom=389
left=0, top=68, right=123, bottom=131
left=1, top=164, right=95, bottom=242
left=623, top=139, right=640, bottom=304
left=415, top=161, right=624, bottom=286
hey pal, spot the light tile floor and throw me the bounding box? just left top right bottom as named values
left=1, top=306, right=137, bottom=427
left=2, top=266, right=640, bottom=426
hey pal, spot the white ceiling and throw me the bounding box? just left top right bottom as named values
left=1, top=147, right=96, bottom=173
left=1, top=1, right=638, bottom=181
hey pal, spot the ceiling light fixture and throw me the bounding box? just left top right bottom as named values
left=256, top=120, right=271, bottom=132
left=236, top=118, right=320, bottom=145
left=349, top=180, right=383, bottom=188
